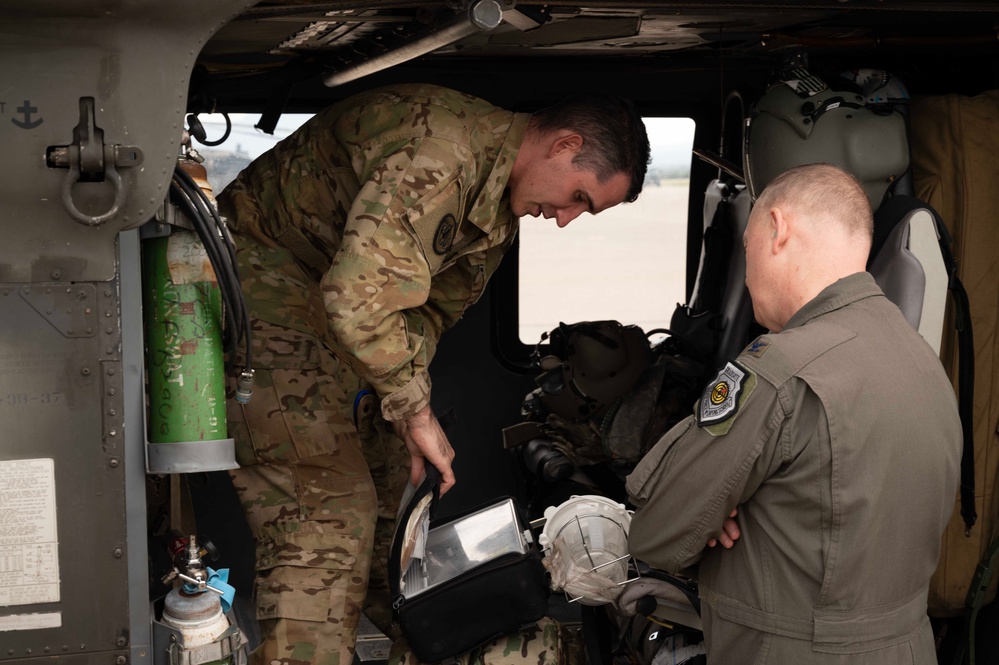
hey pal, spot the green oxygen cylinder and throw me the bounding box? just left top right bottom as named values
left=142, top=160, right=226, bottom=444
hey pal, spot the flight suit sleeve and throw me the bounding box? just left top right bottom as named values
left=625, top=367, right=787, bottom=572
left=321, top=135, right=476, bottom=421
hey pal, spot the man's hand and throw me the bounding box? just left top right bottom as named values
left=707, top=509, right=741, bottom=549
left=392, top=404, right=456, bottom=495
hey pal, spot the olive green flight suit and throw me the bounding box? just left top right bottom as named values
left=627, top=273, right=961, bottom=664
left=218, top=84, right=529, bottom=665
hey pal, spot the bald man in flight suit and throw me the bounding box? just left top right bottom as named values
left=627, top=163, right=960, bottom=664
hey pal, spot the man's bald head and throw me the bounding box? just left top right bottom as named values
left=753, top=163, right=874, bottom=247
left=744, top=163, right=875, bottom=332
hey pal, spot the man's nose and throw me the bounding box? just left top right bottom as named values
left=555, top=206, right=585, bottom=228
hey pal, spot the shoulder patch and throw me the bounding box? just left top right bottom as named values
left=698, top=361, right=750, bottom=428
left=433, top=214, right=457, bottom=255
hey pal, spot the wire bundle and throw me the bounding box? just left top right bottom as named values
left=168, top=166, right=252, bottom=379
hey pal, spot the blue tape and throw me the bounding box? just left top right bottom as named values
left=182, top=567, right=236, bottom=614
left=353, top=389, right=374, bottom=427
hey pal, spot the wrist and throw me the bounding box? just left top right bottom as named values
left=405, top=404, right=435, bottom=429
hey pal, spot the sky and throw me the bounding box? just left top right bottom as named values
left=196, top=113, right=696, bottom=168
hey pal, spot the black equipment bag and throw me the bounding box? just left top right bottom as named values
left=388, top=467, right=550, bottom=662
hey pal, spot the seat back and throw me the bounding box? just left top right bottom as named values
left=708, top=182, right=756, bottom=369
left=670, top=179, right=759, bottom=371
left=868, top=194, right=975, bottom=532
left=869, top=196, right=951, bottom=354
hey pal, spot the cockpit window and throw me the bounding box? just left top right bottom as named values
left=517, top=117, right=696, bottom=345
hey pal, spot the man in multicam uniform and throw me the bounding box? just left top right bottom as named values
left=218, top=83, right=650, bottom=665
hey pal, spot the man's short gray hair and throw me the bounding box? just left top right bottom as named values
left=755, top=163, right=874, bottom=239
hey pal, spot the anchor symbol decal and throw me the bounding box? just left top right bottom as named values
left=12, top=100, right=43, bottom=129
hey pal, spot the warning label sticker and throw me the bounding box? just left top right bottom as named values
left=0, top=459, right=60, bottom=607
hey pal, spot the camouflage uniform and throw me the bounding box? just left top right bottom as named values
left=219, top=84, right=529, bottom=665
left=388, top=619, right=575, bottom=665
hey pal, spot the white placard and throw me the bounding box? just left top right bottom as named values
left=0, top=459, right=60, bottom=606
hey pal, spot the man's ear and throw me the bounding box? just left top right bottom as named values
left=548, top=131, right=584, bottom=157
left=771, top=207, right=790, bottom=253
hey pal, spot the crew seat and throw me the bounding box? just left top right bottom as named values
left=869, top=195, right=951, bottom=354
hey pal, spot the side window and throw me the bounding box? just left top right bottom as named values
left=517, top=117, right=696, bottom=345
left=192, top=113, right=313, bottom=194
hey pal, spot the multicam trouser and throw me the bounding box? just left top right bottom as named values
left=226, top=235, right=411, bottom=665
left=388, top=618, right=581, bottom=665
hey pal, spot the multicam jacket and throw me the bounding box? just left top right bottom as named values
left=627, top=273, right=961, bottom=664
left=220, top=84, right=529, bottom=421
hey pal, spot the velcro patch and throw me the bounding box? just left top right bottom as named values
left=745, top=338, right=770, bottom=358
left=433, top=214, right=457, bottom=255
left=698, top=361, right=749, bottom=428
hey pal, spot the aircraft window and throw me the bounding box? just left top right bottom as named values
left=517, top=117, right=695, bottom=345
left=194, top=113, right=313, bottom=195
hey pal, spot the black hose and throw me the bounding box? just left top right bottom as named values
left=169, top=166, right=252, bottom=375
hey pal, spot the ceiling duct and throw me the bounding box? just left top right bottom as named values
left=323, top=0, right=504, bottom=87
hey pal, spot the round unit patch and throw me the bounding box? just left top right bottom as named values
left=433, top=214, right=457, bottom=255
left=709, top=381, right=729, bottom=405
left=698, top=361, right=748, bottom=427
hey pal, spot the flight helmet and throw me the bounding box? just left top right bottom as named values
left=744, top=67, right=909, bottom=211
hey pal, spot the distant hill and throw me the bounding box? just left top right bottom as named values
left=645, top=164, right=690, bottom=186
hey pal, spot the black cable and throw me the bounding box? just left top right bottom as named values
left=171, top=173, right=241, bottom=339
left=169, top=167, right=252, bottom=376
left=168, top=181, right=239, bottom=362
left=172, top=169, right=246, bottom=358
left=644, top=327, right=708, bottom=362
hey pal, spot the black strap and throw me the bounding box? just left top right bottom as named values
left=950, top=274, right=977, bottom=533
left=639, top=567, right=702, bottom=617
left=253, top=57, right=323, bottom=135
left=931, top=200, right=977, bottom=533
left=254, top=81, right=293, bottom=135
left=580, top=605, right=614, bottom=665
left=691, top=196, right=734, bottom=315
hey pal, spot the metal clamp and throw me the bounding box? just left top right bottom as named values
left=167, top=624, right=245, bottom=665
